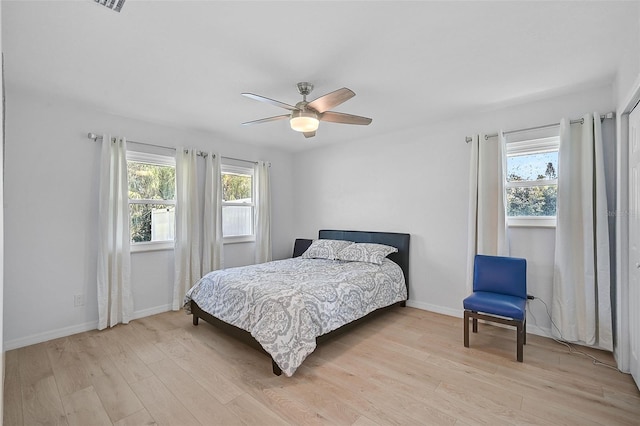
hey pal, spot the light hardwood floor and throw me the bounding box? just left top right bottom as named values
left=3, top=307, right=639, bottom=425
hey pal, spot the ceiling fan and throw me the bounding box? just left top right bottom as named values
left=241, top=82, right=372, bottom=138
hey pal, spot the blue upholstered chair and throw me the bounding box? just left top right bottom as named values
left=463, top=255, right=527, bottom=362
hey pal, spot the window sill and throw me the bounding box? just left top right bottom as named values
left=223, top=235, right=256, bottom=244
left=131, top=241, right=174, bottom=253
left=508, top=217, right=556, bottom=228
left=130, top=238, right=257, bottom=250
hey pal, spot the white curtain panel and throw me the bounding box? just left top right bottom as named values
left=173, top=148, right=201, bottom=310
left=97, top=135, right=132, bottom=329
left=255, top=160, right=272, bottom=264
left=465, top=134, right=509, bottom=293
left=202, top=152, right=223, bottom=274
left=552, top=114, right=613, bottom=350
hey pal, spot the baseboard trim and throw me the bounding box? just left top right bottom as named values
left=526, top=323, right=552, bottom=338
left=4, top=304, right=173, bottom=351
left=131, top=304, right=172, bottom=321
left=405, top=300, right=553, bottom=339
left=4, top=320, right=98, bottom=351
left=406, top=300, right=462, bottom=318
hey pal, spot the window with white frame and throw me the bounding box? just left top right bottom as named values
left=127, top=151, right=176, bottom=249
left=222, top=164, right=255, bottom=240
left=505, top=136, right=559, bottom=227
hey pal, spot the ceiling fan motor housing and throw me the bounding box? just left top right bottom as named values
left=296, top=82, right=314, bottom=97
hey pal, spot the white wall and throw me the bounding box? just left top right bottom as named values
left=3, top=87, right=295, bottom=349
left=1, top=2, right=5, bottom=420
left=616, top=3, right=640, bottom=108
left=293, top=83, right=616, bottom=337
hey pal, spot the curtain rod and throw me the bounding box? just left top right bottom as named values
left=87, top=132, right=260, bottom=164
left=464, top=112, right=615, bottom=143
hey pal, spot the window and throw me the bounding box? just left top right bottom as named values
left=505, top=136, right=559, bottom=227
left=222, top=164, right=255, bottom=241
left=127, top=151, right=176, bottom=250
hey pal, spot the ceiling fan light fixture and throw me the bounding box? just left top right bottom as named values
left=290, top=110, right=319, bottom=132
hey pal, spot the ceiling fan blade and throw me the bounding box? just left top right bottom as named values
left=303, top=131, right=316, bottom=138
left=307, top=88, right=355, bottom=113
left=242, top=93, right=298, bottom=111
left=241, top=115, right=290, bottom=125
left=320, top=111, right=372, bottom=125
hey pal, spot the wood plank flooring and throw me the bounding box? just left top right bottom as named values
left=4, top=307, right=639, bottom=425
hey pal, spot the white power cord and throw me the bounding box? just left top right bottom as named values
left=528, top=297, right=624, bottom=373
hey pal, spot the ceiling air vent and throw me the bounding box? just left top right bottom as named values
left=94, top=0, right=126, bottom=12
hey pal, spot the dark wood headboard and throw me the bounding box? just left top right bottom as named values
left=318, top=229, right=410, bottom=296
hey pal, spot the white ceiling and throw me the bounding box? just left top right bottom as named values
left=2, top=1, right=638, bottom=152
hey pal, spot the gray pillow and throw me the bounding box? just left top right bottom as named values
left=336, top=243, right=398, bottom=265
left=301, top=239, right=354, bottom=260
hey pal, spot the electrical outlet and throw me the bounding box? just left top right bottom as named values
left=74, top=294, right=85, bottom=307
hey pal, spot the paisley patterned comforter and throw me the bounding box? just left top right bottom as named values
left=183, top=257, right=407, bottom=376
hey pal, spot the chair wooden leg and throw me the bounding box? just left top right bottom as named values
left=464, top=310, right=470, bottom=348
left=516, top=320, right=524, bottom=362
left=463, top=310, right=526, bottom=362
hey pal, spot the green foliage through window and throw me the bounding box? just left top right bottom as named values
left=506, top=185, right=557, bottom=216
left=127, top=160, right=176, bottom=243
left=222, top=173, right=251, bottom=202
left=130, top=204, right=175, bottom=243
left=128, top=162, right=175, bottom=200
left=222, top=168, right=254, bottom=238
left=506, top=149, right=558, bottom=217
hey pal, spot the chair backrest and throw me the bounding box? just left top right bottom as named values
left=473, top=255, right=527, bottom=299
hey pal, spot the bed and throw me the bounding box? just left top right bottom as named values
left=184, top=229, right=410, bottom=376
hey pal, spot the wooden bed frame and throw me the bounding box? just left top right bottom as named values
left=190, top=229, right=411, bottom=376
